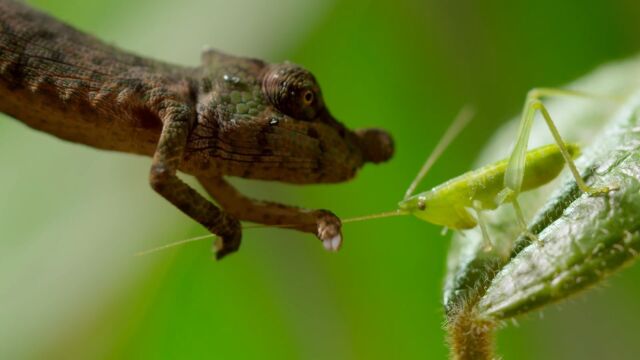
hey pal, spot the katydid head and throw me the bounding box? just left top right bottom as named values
left=398, top=192, right=436, bottom=223
left=397, top=191, right=473, bottom=229
left=191, top=49, right=394, bottom=183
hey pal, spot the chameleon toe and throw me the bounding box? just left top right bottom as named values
left=322, top=234, right=342, bottom=252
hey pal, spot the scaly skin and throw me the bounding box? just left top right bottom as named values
left=0, top=0, right=394, bottom=259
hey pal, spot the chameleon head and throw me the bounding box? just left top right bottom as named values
left=194, top=49, right=394, bottom=183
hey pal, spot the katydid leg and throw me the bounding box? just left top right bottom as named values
left=472, top=201, right=493, bottom=252
left=511, top=198, right=539, bottom=244
left=504, top=88, right=613, bottom=196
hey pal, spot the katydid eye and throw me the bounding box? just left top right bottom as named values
left=417, top=197, right=426, bottom=211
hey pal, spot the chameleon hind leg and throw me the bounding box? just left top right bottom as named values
left=504, top=88, right=616, bottom=197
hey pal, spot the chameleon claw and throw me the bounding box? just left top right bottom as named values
left=212, top=217, right=242, bottom=260
left=314, top=210, right=343, bottom=252
left=323, top=234, right=342, bottom=252
left=213, top=236, right=223, bottom=252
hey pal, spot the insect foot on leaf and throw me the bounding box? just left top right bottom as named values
left=523, top=231, right=541, bottom=247
left=586, top=185, right=618, bottom=196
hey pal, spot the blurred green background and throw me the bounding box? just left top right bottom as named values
left=2, top=0, right=640, bottom=359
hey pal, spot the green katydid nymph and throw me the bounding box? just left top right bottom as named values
left=137, top=88, right=617, bottom=256
left=398, top=141, right=581, bottom=250
left=348, top=89, right=617, bottom=250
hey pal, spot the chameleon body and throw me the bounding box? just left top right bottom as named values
left=0, top=0, right=394, bottom=258
left=399, top=143, right=580, bottom=229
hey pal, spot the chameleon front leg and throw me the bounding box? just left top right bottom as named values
left=149, top=103, right=241, bottom=259
left=504, top=88, right=614, bottom=197
left=197, top=176, right=343, bottom=251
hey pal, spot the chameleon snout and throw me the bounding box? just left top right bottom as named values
left=355, top=128, right=394, bottom=164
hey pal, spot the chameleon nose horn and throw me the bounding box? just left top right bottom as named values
left=355, top=128, right=394, bottom=164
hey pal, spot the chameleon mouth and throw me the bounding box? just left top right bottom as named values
left=355, top=128, right=394, bottom=163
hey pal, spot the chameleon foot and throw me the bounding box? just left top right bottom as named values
left=314, top=210, right=343, bottom=252
left=212, top=216, right=242, bottom=260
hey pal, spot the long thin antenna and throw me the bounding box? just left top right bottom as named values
left=135, top=210, right=408, bottom=257
left=133, top=224, right=295, bottom=257
left=342, top=209, right=407, bottom=223
left=134, top=234, right=214, bottom=256
left=403, top=105, right=475, bottom=200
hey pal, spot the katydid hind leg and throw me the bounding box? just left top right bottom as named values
left=505, top=88, right=615, bottom=197
left=534, top=100, right=613, bottom=195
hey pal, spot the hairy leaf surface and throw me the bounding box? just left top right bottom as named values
left=444, top=57, right=640, bottom=320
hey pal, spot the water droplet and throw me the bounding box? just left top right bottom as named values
left=223, top=74, right=240, bottom=84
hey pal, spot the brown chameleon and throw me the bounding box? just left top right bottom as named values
left=0, top=0, right=394, bottom=259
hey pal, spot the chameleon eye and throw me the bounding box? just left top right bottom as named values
left=263, top=64, right=324, bottom=120
left=303, top=90, right=314, bottom=105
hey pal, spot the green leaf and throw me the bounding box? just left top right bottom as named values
left=443, top=56, right=640, bottom=320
